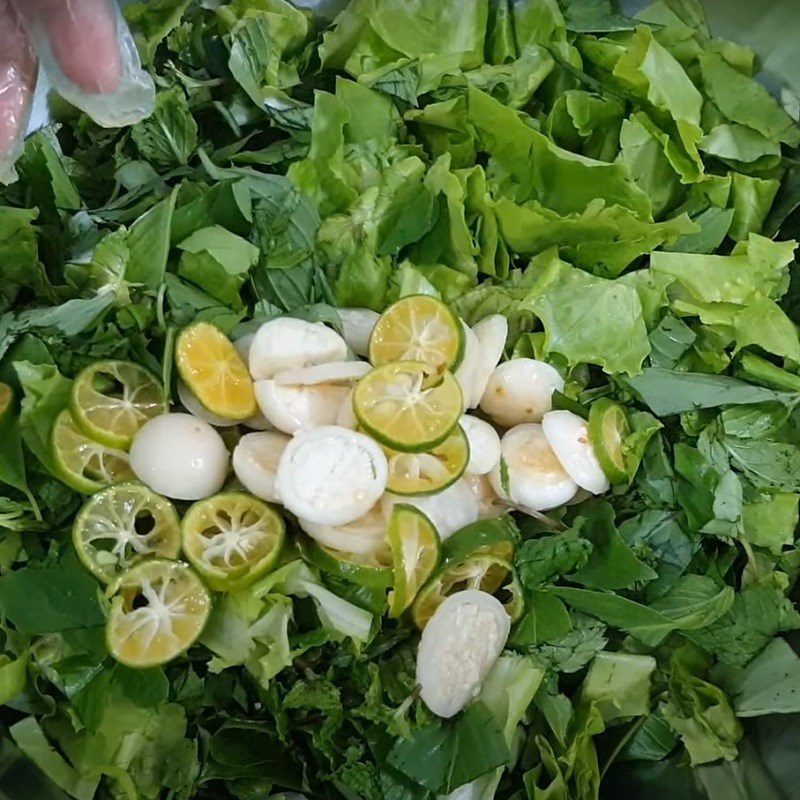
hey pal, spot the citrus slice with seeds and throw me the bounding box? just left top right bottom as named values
left=176, top=322, right=257, bottom=421
left=73, top=482, right=180, bottom=583
left=71, top=360, right=167, bottom=449
left=369, top=295, right=464, bottom=372
left=181, top=492, right=285, bottom=591
left=106, top=559, right=211, bottom=668
left=52, top=410, right=135, bottom=494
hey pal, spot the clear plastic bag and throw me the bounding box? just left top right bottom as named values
left=0, top=0, right=37, bottom=184
left=15, top=0, right=154, bottom=128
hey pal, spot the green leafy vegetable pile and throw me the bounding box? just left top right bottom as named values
left=1, top=0, right=800, bottom=798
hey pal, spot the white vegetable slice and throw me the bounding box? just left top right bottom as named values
left=490, top=423, right=577, bottom=511
left=248, top=318, right=347, bottom=380
left=460, top=415, right=501, bottom=475
left=242, top=412, right=273, bottom=431
left=542, top=410, right=610, bottom=495
left=274, top=361, right=371, bottom=386
left=454, top=321, right=480, bottom=411
left=177, top=379, right=240, bottom=428
left=471, top=315, right=508, bottom=407
left=130, top=413, right=229, bottom=501
left=232, top=431, right=291, bottom=503
left=276, top=426, right=388, bottom=525
left=464, top=474, right=511, bottom=519
left=234, top=333, right=281, bottom=430
left=300, top=503, right=387, bottom=555
left=480, top=358, right=564, bottom=428
left=254, top=380, right=350, bottom=434
left=382, top=479, right=479, bottom=540
left=338, top=308, right=380, bottom=357
left=336, top=389, right=358, bottom=430
left=416, top=590, right=510, bottom=718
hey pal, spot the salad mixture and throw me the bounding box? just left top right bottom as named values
left=1, top=1, right=800, bottom=799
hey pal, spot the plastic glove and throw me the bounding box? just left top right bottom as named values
left=0, top=0, right=154, bottom=183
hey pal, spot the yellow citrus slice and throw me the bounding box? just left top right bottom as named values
left=106, top=559, right=211, bottom=668
left=176, top=322, right=257, bottom=421
left=353, top=361, right=463, bottom=453
left=181, top=492, right=285, bottom=591
left=369, top=295, right=464, bottom=372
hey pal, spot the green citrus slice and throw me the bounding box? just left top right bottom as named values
left=52, top=410, right=136, bottom=494
left=588, top=399, right=631, bottom=484
left=387, top=505, right=440, bottom=617
left=298, top=536, right=393, bottom=588
left=440, top=515, right=518, bottom=568
left=369, top=295, right=464, bottom=372
left=181, top=492, right=285, bottom=591
left=411, top=555, right=522, bottom=629
left=176, top=322, right=257, bottom=421
left=73, top=483, right=181, bottom=583
left=106, top=560, right=211, bottom=668
left=384, top=425, right=469, bottom=496
left=71, top=360, right=167, bottom=449
left=353, top=361, right=463, bottom=453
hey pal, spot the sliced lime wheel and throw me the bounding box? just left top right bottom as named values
left=412, top=555, right=521, bottom=629
left=387, top=505, right=440, bottom=617
left=73, top=482, right=180, bottom=583
left=369, top=295, right=464, bottom=372
left=440, top=515, right=518, bottom=568
left=106, top=560, right=211, bottom=668
left=353, top=361, right=462, bottom=453
left=52, top=410, right=135, bottom=494
left=298, top=536, right=393, bottom=588
left=588, top=399, right=631, bottom=484
left=71, top=360, right=166, bottom=449
left=385, top=425, right=469, bottom=496
left=182, top=492, right=285, bottom=591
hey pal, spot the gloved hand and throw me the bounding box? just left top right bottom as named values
left=0, top=0, right=154, bottom=183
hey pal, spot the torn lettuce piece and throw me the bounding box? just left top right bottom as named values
left=496, top=197, right=696, bottom=277
left=521, top=249, right=651, bottom=375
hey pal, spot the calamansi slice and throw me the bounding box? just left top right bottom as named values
left=441, top=516, right=518, bottom=567
left=369, top=295, right=464, bottom=372
left=388, top=505, right=440, bottom=618
left=106, top=560, right=211, bottom=668
left=182, top=492, right=285, bottom=591
left=298, top=536, right=393, bottom=588
left=588, top=399, right=631, bottom=484
left=52, top=410, right=135, bottom=494
left=71, top=360, right=167, bottom=449
left=353, top=361, right=463, bottom=453
left=73, top=483, right=181, bottom=583
left=176, top=322, right=257, bottom=421
left=385, top=425, right=469, bottom=496
left=411, top=555, right=521, bottom=629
